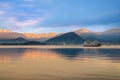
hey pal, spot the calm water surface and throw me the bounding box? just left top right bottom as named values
left=0, top=48, right=120, bottom=80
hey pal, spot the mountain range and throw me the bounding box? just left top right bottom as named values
left=45, top=28, right=120, bottom=44
left=97, top=28, right=120, bottom=44
left=0, top=37, right=27, bottom=44
left=45, top=32, right=84, bottom=45
left=0, top=37, right=45, bottom=45
left=0, top=28, right=120, bottom=45
left=0, top=29, right=56, bottom=42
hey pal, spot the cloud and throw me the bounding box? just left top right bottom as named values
left=0, top=11, right=6, bottom=15
left=0, top=0, right=50, bottom=31
left=20, top=4, right=35, bottom=7
left=10, top=18, right=39, bottom=27
left=7, top=16, right=46, bottom=28
left=0, top=11, right=49, bottom=32
left=23, top=0, right=54, bottom=3
left=0, top=3, right=12, bottom=9
left=34, top=25, right=81, bottom=33
left=24, top=0, right=34, bottom=2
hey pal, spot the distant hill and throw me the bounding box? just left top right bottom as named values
left=98, top=28, right=120, bottom=44
left=44, top=32, right=84, bottom=45
left=0, top=29, right=57, bottom=42
left=0, top=32, right=27, bottom=39
left=103, top=28, right=120, bottom=34
left=74, top=28, right=120, bottom=44
left=0, top=37, right=28, bottom=44
left=75, top=28, right=99, bottom=41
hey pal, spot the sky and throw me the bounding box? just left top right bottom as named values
left=0, top=0, right=120, bottom=33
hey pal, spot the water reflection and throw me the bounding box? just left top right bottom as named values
left=0, top=48, right=25, bottom=63
left=0, top=48, right=120, bottom=63
left=0, top=49, right=59, bottom=64
left=0, top=48, right=120, bottom=80
left=53, top=49, right=120, bottom=62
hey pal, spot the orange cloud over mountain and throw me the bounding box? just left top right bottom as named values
left=23, top=32, right=56, bottom=39
left=0, top=29, right=11, bottom=33
left=0, top=29, right=57, bottom=40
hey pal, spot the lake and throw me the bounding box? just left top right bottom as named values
left=0, top=48, right=120, bottom=80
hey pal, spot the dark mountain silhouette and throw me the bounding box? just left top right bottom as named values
left=44, top=32, right=85, bottom=45
left=1, top=40, right=45, bottom=45
left=22, top=41, right=45, bottom=45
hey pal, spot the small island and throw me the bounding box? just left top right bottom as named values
left=83, top=41, right=102, bottom=47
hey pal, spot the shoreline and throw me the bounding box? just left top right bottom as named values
left=0, top=45, right=120, bottom=49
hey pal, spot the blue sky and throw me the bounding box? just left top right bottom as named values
left=0, top=0, right=120, bottom=33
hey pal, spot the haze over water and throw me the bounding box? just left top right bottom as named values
left=0, top=48, right=120, bottom=80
